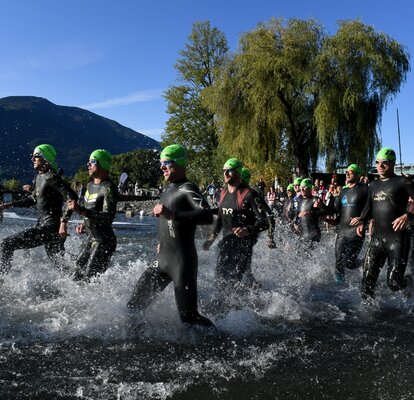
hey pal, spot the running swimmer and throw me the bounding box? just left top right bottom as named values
left=66, top=149, right=118, bottom=281
left=203, top=158, right=269, bottom=287
left=127, top=144, right=214, bottom=328
left=351, top=148, right=414, bottom=301
left=332, top=164, right=368, bottom=284
left=293, top=178, right=326, bottom=243
left=0, top=144, right=77, bottom=276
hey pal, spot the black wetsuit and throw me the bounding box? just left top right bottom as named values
left=74, top=179, right=118, bottom=281
left=128, top=179, right=214, bottom=327
left=334, top=183, right=368, bottom=279
left=213, top=185, right=269, bottom=284
left=360, top=175, right=414, bottom=298
left=281, top=195, right=295, bottom=225
left=0, top=170, right=77, bottom=275
left=295, top=195, right=325, bottom=242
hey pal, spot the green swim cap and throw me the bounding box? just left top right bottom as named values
left=160, top=144, right=188, bottom=167
left=376, top=147, right=396, bottom=162
left=293, top=177, right=302, bottom=186
left=223, top=158, right=243, bottom=173
left=347, top=164, right=362, bottom=175
left=33, top=144, right=58, bottom=171
left=90, top=149, right=112, bottom=171
left=287, top=183, right=295, bottom=192
left=241, top=167, right=251, bottom=185
left=300, top=178, right=312, bottom=188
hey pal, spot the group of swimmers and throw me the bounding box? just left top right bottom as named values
left=0, top=144, right=117, bottom=282
left=1, top=143, right=414, bottom=329
left=281, top=147, right=414, bottom=304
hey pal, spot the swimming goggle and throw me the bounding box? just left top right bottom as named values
left=160, top=160, right=175, bottom=168
left=375, top=160, right=390, bottom=166
left=87, top=159, right=99, bottom=166
left=32, top=152, right=45, bottom=160
left=223, top=168, right=237, bottom=175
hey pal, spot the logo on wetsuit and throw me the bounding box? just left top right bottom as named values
left=222, top=208, right=234, bottom=215
left=373, top=191, right=387, bottom=202
left=167, top=220, right=175, bottom=238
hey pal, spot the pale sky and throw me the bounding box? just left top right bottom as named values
left=1, top=0, right=413, bottom=162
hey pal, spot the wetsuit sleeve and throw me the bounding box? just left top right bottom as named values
left=10, top=194, right=36, bottom=208
left=404, top=179, right=414, bottom=199
left=10, top=180, right=37, bottom=208
left=174, top=184, right=213, bottom=225
left=334, top=193, right=342, bottom=214
left=360, top=184, right=373, bottom=223
left=212, top=214, right=223, bottom=236
left=245, top=191, right=270, bottom=235
left=49, top=175, right=78, bottom=220
left=81, top=184, right=117, bottom=223
left=257, top=194, right=275, bottom=239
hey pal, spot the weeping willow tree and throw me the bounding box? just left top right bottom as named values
left=203, top=18, right=410, bottom=178
left=315, top=20, right=410, bottom=171
left=163, top=21, right=229, bottom=182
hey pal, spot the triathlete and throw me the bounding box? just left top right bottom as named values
left=351, top=148, right=414, bottom=301
left=333, top=164, right=368, bottom=284
left=66, top=149, right=118, bottom=281
left=293, top=178, right=326, bottom=243
left=128, top=144, right=214, bottom=328
left=281, top=183, right=296, bottom=226
left=203, top=158, right=269, bottom=286
left=0, top=144, right=77, bottom=275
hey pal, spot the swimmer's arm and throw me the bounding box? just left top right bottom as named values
left=247, top=192, right=270, bottom=235
left=175, top=187, right=213, bottom=225
left=351, top=187, right=372, bottom=226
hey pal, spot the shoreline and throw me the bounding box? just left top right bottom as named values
left=117, top=200, right=158, bottom=216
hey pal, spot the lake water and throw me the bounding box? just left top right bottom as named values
left=1, top=209, right=414, bottom=399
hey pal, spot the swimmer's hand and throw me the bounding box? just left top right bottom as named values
left=355, top=224, right=364, bottom=237
left=59, top=221, right=69, bottom=238
left=67, top=199, right=80, bottom=213
left=268, top=239, right=276, bottom=249
left=350, top=217, right=363, bottom=226
left=233, top=227, right=249, bottom=238
left=0, top=202, right=12, bottom=211
left=22, top=184, right=32, bottom=192
left=75, top=223, right=85, bottom=235
left=392, top=214, right=408, bottom=232
left=202, top=234, right=216, bottom=251
left=153, top=204, right=175, bottom=220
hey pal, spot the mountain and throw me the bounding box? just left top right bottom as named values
left=0, top=96, right=160, bottom=180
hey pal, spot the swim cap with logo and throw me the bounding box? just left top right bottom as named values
left=347, top=164, right=362, bottom=175
left=90, top=149, right=112, bottom=171
left=33, top=144, right=58, bottom=171
left=300, top=178, right=312, bottom=188
left=287, top=183, right=295, bottom=192
left=240, top=167, right=251, bottom=185
left=160, top=144, right=188, bottom=167
left=376, top=147, right=396, bottom=162
left=223, top=158, right=243, bottom=173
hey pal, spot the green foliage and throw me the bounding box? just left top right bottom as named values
left=204, top=18, right=324, bottom=177
left=71, top=149, right=161, bottom=188
left=315, top=19, right=409, bottom=170
left=204, top=18, right=409, bottom=178
left=110, top=148, right=161, bottom=187
left=71, top=167, right=90, bottom=186
left=163, top=21, right=229, bottom=183
left=2, top=179, right=21, bottom=191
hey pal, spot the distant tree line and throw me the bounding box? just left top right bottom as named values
left=163, top=18, right=410, bottom=184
